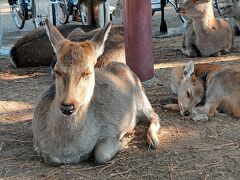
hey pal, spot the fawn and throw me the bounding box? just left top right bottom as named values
left=176, top=0, right=234, bottom=57
left=164, top=61, right=240, bottom=120
left=32, top=20, right=160, bottom=166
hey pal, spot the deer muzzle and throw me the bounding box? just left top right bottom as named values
left=60, top=103, right=75, bottom=115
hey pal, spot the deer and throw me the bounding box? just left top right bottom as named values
left=10, top=24, right=124, bottom=68
left=9, top=24, right=91, bottom=68
left=32, top=20, right=161, bottom=166
left=164, top=61, right=240, bottom=121
left=221, top=0, right=240, bottom=27
left=176, top=0, right=234, bottom=57
left=163, top=62, right=224, bottom=115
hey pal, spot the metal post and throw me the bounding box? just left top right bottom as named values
left=123, top=0, right=154, bottom=82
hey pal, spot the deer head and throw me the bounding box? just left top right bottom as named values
left=176, top=0, right=213, bottom=19
left=45, top=19, right=112, bottom=115
left=178, top=61, right=205, bottom=116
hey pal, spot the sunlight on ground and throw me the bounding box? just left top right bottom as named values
left=158, top=125, right=200, bottom=146
left=0, top=101, right=33, bottom=123
left=154, top=55, right=240, bottom=69
left=0, top=74, right=38, bottom=81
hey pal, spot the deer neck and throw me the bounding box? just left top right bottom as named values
left=192, top=7, right=216, bottom=36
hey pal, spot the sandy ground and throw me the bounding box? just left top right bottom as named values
left=1, top=1, right=240, bottom=180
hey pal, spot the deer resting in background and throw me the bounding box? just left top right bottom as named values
left=32, top=20, right=160, bottom=166
left=10, top=24, right=124, bottom=68
left=221, top=0, right=240, bottom=27
left=9, top=24, right=92, bottom=68
left=164, top=61, right=240, bottom=120
left=176, top=0, right=234, bottom=57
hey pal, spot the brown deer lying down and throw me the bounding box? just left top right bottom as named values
left=32, top=20, right=160, bottom=166
left=10, top=24, right=95, bottom=68
left=50, top=24, right=125, bottom=70
left=10, top=24, right=124, bottom=68
left=164, top=61, right=240, bottom=120
left=176, top=0, right=234, bottom=57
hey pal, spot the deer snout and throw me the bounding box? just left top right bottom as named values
left=179, top=103, right=190, bottom=116
left=60, top=103, right=75, bottom=115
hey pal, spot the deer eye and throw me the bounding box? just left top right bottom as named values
left=81, top=71, right=91, bottom=77
left=187, top=91, right=191, bottom=98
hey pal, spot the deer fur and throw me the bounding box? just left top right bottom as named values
left=10, top=24, right=124, bottom=68
left=112, top=0, right=123, bottom=24
left=51, top=24, right=125, bottom=70
left=9, top=24, right=93, bottom=68
left=176, top=0, right=234, bottom=57
left=163, top=62, right=224, bottom=114
left=32, top=20, right=160, bottom=166
left=164, top=61, right=240, bottom=120
left=222, top=0, right=240, bottom=27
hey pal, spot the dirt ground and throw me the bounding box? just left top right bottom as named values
left=1, top=2, right=240, bottom=179
left=1, top=33, right=240, bottom=179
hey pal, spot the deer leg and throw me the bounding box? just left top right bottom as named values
left=41, top=152, right=62, bottom=167
left=94, top=136, right=129, bottom=164
left=163, top=103, right=180, bottom=111
left=146, top=112, right=161, bottom=148
left=192, top=102, right=218, bottom=121
left=182, top=22, right=199, bottom=57
left=182, top=43, right=199, bottom=57
left=136, top=88, right=160, bottom=148
left=207, top=103, right=219, bottom=117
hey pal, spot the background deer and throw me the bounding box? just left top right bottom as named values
left=10, top=24, right=88, bottom=68
left=10, top=24, right=124, bottom=68
left=164, top=61, right=224, bottom=115
left=164, top=61, right=240, bottom=120
left=221, top=0, right=240, bottom=27
left=176, top=0, right=234, bottom=57
left=32, top=20, right=160, bottom=166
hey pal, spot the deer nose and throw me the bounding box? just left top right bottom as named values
left=60, top=103, right=75, bottom=115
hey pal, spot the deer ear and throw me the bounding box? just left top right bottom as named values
left=45, top=19, right=65, bottom=53
left=90, top=21, right=112, bottom=58
left=183, top=61, right=195, bottom=80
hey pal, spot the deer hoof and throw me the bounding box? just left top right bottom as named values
left=147, top=123, right=160, bottom=149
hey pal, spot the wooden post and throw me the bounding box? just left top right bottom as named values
left=123, top=0, right=154, bottom=82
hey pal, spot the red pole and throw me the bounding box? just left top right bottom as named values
left=123, top=0, right=154, bottom=82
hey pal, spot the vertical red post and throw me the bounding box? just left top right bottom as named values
left=123, top=0, right=154, bottom=82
